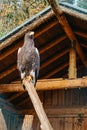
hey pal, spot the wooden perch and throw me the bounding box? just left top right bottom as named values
left=23, top=77, right=54, bottom=130
left=48, top=0, right=87, bottom=67
left=69, top=41, right=77, bottom=79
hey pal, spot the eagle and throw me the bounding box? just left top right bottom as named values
left=17, top=31, right=40, bottom=86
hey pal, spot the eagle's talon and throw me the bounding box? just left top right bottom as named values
left=28, top=75, right=33, bottom=82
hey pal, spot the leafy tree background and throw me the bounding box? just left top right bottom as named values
left=0, top=0, right=48, bottom=38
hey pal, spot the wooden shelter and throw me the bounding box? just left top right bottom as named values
left=0, top=2, right=87, bottom=130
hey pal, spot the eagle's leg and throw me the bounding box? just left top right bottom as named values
left=22, top=75, right=34, bottom=90
left=28, top=75, right=33, bottom=82
left=21, top=76, right=32, bottom=90
left=25, top=75, right=33, bottom=84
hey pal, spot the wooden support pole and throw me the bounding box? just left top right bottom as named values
left=22, top=115, right=33, bottom=130
left=69, top=41, right=77, bottom=79
left=48, top=0, right=87, bottom=67
left=0, top=109, right=7, bottom=130
left=23, top=78, right=54, bottom=130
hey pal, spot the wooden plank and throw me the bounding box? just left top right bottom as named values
left=22, top=115, right=33, bottom=130
left=0, top=41, right=23, bottom=61
left=74, top=31, right=87, bottom=39
left=44, top=91, right=52, bottom=106
left=41, top=49, right=69, bottom=70
left=40, top=35, right=66, bottom=54
left=65, top=118, right=73, bottom=130
left=44, top=62, right=68, bottom=78
left=52, top=90, right=58, bottom=106
left=58, top=90, right=65, bottom=106
left=18, top=107, right=87, bottom=115
left=0, top=77, right=87, bottom=92
left=0, top=65, right=17, bottom=80
left=0, top=109, right=7, bottom=130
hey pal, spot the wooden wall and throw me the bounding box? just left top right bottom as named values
left=33, top=115, right=87, bottom=130
left=1, top=88, right=87, bottom=130
left=38, top=88, right=87, bottom=108
left=32, top=88, right=87, bottom=130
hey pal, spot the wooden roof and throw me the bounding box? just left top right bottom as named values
left=0, top=5, right=87, bottom=113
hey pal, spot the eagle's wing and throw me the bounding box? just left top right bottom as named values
left=29, top=47, right=40, bottom=86
left=17, top=47, right=22, bottom=71
left=34, top=48, right=40, bottom=85
left=17, top=47, right=26, bottom=79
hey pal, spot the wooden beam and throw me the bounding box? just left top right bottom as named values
left=18, top=107, right=87, bottom=116
left=40, top=35, right=66, bottom=54
left=43, top=62, right=68, bottom=78
left=8, top=92, right=24, bottom=102
left=41, top=49, right=69, bottom=70
left=35, top=18, right=57, bottom=38
left=0, top=97, right=16, bottom=113
left=0, top=109, right=7, bottom=130
left=0, top=77, right=87, bottom=92
left=22, top=115, right=33, bottom=130
left=23, top=78, right=54, bottom=130
left=0, top=65, right=17, bottom=80
left=48, top=0, right=87, bottom=67
left=0, top=41, right=23, bottom=61
left=81, top=44, right=87, bottom=49
left=74, top=31, right=87, bottom=39
left=69, top=42, right=77, bottom=79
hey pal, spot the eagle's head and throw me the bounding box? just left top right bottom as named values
left=24, top=31, right=34, bottom=46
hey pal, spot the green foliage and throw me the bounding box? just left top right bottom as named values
left=0, top=32, right=3, bottom=37
left=0, top=0, right=48, bottom=38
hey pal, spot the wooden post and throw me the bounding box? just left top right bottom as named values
left=69, top=41, right=77, bottom=79
left=22, top=115, right=33, bottom=130
left=23, top=78, right=54, bottom=130
left=0, top=109, right=7, bottom=130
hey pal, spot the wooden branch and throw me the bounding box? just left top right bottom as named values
left=69, top=42, right=77, bottom=79
left=23, top=78, right=54, bottom=130
left=0, top=77, right=87, bottom=92
left=48, top=0, right=87, bottom=67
